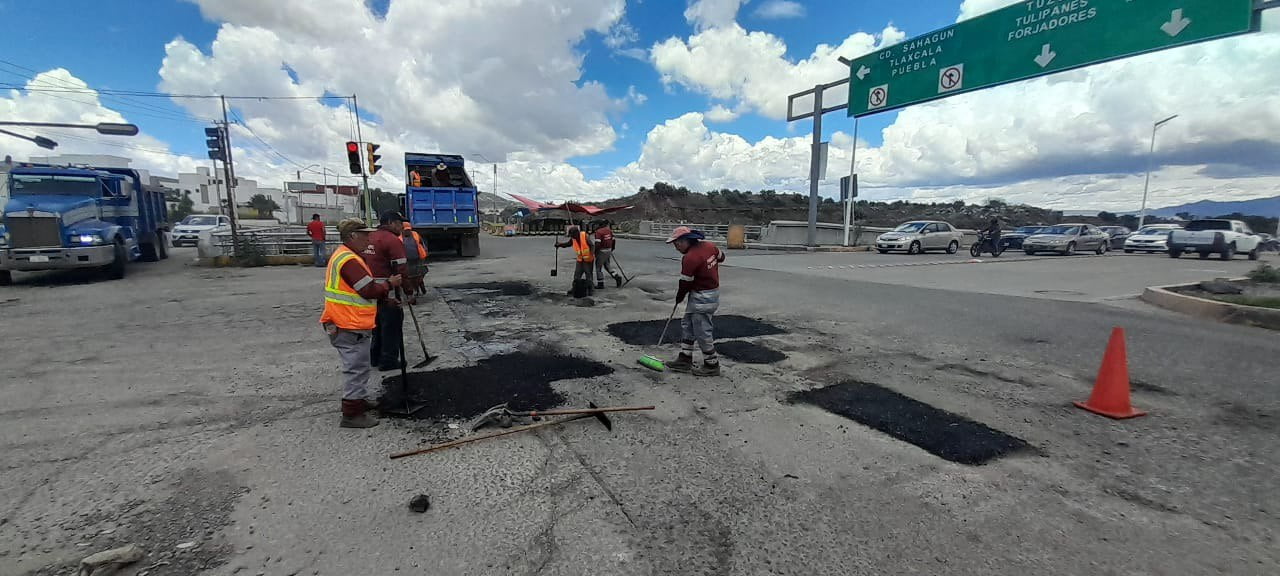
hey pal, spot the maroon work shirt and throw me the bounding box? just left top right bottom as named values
left=363, top=227, right=407, bottom=280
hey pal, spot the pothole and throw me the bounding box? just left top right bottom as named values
left=789, top=380, right=1030, bottom=465
left=715, top=341, right=786, bottom=364
left=378, top=352, right=614, bottom=420
left=442, top=281, right=535, bottom=296
left=607, top=315, right=785, bottom=345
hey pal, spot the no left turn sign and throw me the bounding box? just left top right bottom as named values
left=867, top=84, right=888, bottom=110
left=938, top=64, right=964, bottom=93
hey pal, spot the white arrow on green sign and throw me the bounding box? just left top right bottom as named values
left=847, top=0, right=1256, bottom=117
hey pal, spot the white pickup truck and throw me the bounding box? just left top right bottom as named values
left=1168, top=219, right=1261, bottom=260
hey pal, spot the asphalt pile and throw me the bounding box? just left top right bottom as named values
left=714, top=340, right=786, bottom=364
left=790, top=381, right=1029, bottom=465
left=607, top=315, right=785, bottom=345
left=378, top=352, right=614, bottom=420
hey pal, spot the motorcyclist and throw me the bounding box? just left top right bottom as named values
left=981, top=218, right=1002, bottom=255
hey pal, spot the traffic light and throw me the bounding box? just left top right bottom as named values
left=366, top=143, right=382, bottom=175
left=205, top=126, right=226, bottom=161
left=346, top=141, right=362, bottom=175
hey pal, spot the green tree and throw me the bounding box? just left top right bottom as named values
left=370, top=188, right=404, bottom=216
left=170, top=191, right=195, bottom=223
left=1097, top=211, right=1118, bottom=222
left=248, top=194, right=281, bottom=219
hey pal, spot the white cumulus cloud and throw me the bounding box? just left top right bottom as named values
left=753, top=0, right=805, bottom=20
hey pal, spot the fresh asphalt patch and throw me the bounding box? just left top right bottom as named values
left=441, top=281, right=536, bottom=296
left=378, top=351, right=614, bottom=420
left=715, top=340, right=786, bottom=364
left=790, top=381, right=1030, bottom=465
left=607, top=315, right=786, bottom=345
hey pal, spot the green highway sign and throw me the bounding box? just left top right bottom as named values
left=847, top=0, right=1256, bottom=117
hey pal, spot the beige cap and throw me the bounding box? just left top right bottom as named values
left=337, top=218, right=377, bottom=239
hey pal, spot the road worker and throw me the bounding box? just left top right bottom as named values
left=321, top=218, right=402, bottom=428
left=554, top=225, right=594, bottom=295
left=365, top=210, right=410, bottom=371
left=591, top=220, right=623, bottom=289
left=665, top=226, right=725, bottom=377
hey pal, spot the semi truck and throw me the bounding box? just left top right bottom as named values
left=403, top=153, right=480, bottom=257
left=0, top=164, right=169, bottom=285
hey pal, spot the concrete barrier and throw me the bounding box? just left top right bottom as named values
left=1141, top=281, right=1280, bottom=330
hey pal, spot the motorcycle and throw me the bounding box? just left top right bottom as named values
left=970, top=231, right=1004, bottom=257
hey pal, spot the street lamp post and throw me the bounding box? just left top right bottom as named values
left=0, top=120, right=140, bottom=150
left=1139, top=114, right=1178, bottom=230
left=470, top=153, right=499, bottom=222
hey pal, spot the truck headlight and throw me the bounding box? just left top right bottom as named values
left=72, top=234, right=104, bottom=245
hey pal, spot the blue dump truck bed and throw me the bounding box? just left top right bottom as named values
left=404, top=153, right=481, bottom=257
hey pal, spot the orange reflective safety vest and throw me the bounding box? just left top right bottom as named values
left=409, top=230, right=427, bottom=260
left=410, top=170, right=423, bottom=187
left=571, top=231, right=594, bottom=262
left=319, top=246, right=377, bottom=330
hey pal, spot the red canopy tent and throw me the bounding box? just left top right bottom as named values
left=507, top=193, right=632, bottom=216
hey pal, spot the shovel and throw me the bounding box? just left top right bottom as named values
left=637, top=301, right=680, bottom=371
left=405, top=297, right=436, bottom=369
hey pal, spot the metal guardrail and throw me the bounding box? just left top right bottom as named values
left=208, top=226, right=340, bottom=257
left=643, top=221, right=764, bottom=241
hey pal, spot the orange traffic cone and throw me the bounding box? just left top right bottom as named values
left=1074, top=327, right=1147, bottom=419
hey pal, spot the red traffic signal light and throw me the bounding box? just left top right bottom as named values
left=346, top=141, right=362, bottom=174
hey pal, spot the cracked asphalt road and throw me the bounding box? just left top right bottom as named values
left=1, top=237, right=1277, bottom=575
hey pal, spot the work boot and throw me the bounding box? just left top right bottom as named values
left=596, top=281, right=605, bottom=290
left=667, top=354, right=694, bottom=373
left=693, top=362, right=720, bottom=377
left=614, top=274, right=623, bottom=288
left=340, top=412, right=381, bottom=428
left=340, top=399, right=380, bottom=428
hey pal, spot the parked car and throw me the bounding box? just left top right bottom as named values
left=999, top=225, right=1047, bottom=251
left=1023, top=223, right=1110, bottom=255
left=171, top=215, right=231, bottom=247
left=1258, top=233, right=1279, bottom=253
left=1099, top=226, right=1132, bottom=249
left=1168, top=219, right=1261, bottom=260
left=875, top=221, right=965, bottom=255
left=1123, top=224, right=1182, bottom=253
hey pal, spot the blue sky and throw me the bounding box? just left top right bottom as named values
left=3, top=1, right=1277, bottom=210
left=0, top=0, right=956, bottom=174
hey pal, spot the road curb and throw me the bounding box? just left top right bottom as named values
left=1140, top=280, right=1280, bottom=330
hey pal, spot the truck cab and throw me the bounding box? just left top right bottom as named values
left=0, top=165, right=168, bottom=284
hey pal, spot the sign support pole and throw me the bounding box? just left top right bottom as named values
left=843, top=117, right=859, bottom=247
left=806, top=86, right=823, bottom=247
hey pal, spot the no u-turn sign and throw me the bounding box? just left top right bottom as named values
left=867, top=84, right=888, bottom=110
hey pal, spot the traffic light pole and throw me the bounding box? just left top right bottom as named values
left=351, top=94, right=374, bottom=223
left=220, top=95, right=240, bottom=252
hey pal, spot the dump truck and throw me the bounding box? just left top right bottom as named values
left=0, top=164, right=169, bottom=285
left=403, top=153, right=480, bottom=257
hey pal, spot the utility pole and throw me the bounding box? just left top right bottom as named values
left=219, top=95, right=240, bottom=250
left=351, top=94, right=373, bottom=223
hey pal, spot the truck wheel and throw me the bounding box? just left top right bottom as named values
left=460, top=234, right=480, bottom=257
left=0, top=270, right=11, bottom=286
left=157, top=232, right=169, bottom=260
left=1248, top=247, right=1260, bottom=261
left=108, top=241, right=127, bottom=280
left=1168, top=245, right=1181, bottom=258
left=1198, top=251, right=1210, bottom=259
left=1220, top=243, right=1235, bottom=260
left=140, top=242, right=158, bottom=262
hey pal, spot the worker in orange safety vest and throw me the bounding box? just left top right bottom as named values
left=554, top=225, right=595, bottom=295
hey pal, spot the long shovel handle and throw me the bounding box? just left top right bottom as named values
left=656, top=301, right=679, bottom=347
left=390, top=413, right=594, bottom=460
left=522, top=405, right=655, bottom=418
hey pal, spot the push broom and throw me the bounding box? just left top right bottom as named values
left=637, top=301, right=680, bottom=371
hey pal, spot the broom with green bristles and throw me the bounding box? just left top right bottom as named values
left=637, top=301, right=680, bottom=371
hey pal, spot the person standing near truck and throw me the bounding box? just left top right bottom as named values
left=665, top=226, right=725, bottom=377
left=555, top=226, right=595, bottom=295
left=306, top=214, right=327, bottom=267
left=321, top=218, right=402, bottom=428
left=365, top=210, right=410, bottom=371
left=592, top=220, right=623, bottom=289
left=401, top=221, right=428, bottom=295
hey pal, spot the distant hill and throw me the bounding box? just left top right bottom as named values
left=1147, top=195, right=1280, bottom=219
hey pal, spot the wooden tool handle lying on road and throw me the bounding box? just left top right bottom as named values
left=523, top=405, right=655, bottom=418
left=390, top=413, right=594, bottom=460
